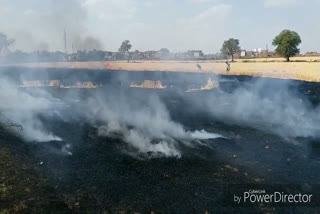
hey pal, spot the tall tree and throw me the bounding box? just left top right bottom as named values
left=221, top=38, right=240, bottom=62
left=118, top=40, right=132, bottom=62
left=0, top=33, right=15, bottom=54
left=272, top=30, right=301, bottom=62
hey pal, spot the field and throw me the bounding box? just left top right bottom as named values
left=1, top=66, right=320, bottom=212
left=237, top=56, right=320, bottom=62
left=12, top=56, right=320, bottom=82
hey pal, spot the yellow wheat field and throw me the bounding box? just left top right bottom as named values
left=9, top=58, right=320, bottom=82
left=236, top=56, right=320, bottom=63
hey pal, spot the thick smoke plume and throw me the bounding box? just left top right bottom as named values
left=82, top=91, right=222, bottom=157
left=73, top=36, right=103, bottom=51
left=203, top=78, right=320, bottom=139
left=1, top=69, right=319, bottom=157
left=2, top=0, right=102, bottom=52
left=0, top=78, right=61, bottom=142
left=0, top=74, right=222, bottom=157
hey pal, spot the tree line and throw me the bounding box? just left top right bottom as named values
left=221, top=30, right=302, bottom=62
left=120, top=29, right=302, bottom=63
left=1, top=29, right=302, bottom=63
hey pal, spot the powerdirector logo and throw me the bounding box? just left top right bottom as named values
left=223, top=184, right=320, bottom=207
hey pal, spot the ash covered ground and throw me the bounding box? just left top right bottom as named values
left=1, top=67, right=320, bottom=213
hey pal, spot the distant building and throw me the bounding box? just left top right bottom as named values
left=257, top=50, right=268, bottom=58
left=205, top=53, right=226, bottom=60
left=246, top=51, right=256, bottom=58
left=268, top=51, right=276, bottom=56
left=187, top=50, right=204, bottom=58
left=305, top=52, right=320, bottom=56
left=256, top=50, right=277, bottom=58
left=234, top=52, right=241, bottom=59
left=143, top=51, right=158, bottom=60
left=174, top=52, right=188, bottom=60
left=233, top=50, right=247, bottom=59
left=240, top=50, right=246, bottom=58
left=104, top=51, right=117, bottom=61
left=130, top=50, right=143, bottom=60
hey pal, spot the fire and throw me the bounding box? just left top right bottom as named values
left=130, top=80, right=166, bottom=89
left=186, top=78, right=219, bottom=92
left=19, top=80, right=61, bottom=88
left=18, top=80, right=98, bottom=89
left=49, top=80, right=61, bottom=87
left=60, top=82, right=98, bottom=89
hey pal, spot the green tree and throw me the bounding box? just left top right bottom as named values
left=221, top=38, right=240, bottom=62
left=118, top=40, right=132, bottom=62
left=0, top=33, right=15, bottom=53
left=272, top=30, right=301, bottom=62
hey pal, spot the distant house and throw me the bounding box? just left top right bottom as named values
left=234, top=52, right=241, bottom=59
left=246, top=51, right=256, bottom=58
left=268, top=51, right=276, bottom=57
left=305, top=52, right=320, bottom=56
left=238, top=49, right=276, bottom=59
left=205, top=53, right=226, bottom=60
left=104, top=51, right=118, bottom=61
left=257, top=50, right=268, bottom=58
left=266, top=51, right=277, bottom=57
left=142, top=51, right=158, bottom=60
left=174, top=52, right=188, bottom=60
left=130, top=50, right=144, bottom=60
left=240, top=50, right=246, bottom=58
left=187, top=50, right=204, bottom=58
left=234, top=49, right=247, bottom=59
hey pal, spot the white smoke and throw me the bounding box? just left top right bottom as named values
left=2, top=71, right=317, bottom=157
left=0, top=75, right=222, bottom=157
left=0, top=78, right=62, bottom=142
left=190, top=129, right=223, bottom=140
left=83, top=92, right=222, bottom=157
left=204, top=78, right=320, bottom=139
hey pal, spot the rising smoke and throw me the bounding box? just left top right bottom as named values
left=203, top=77, right=320, bottom=139
left=0, top=77, right=62, bottom=142
left=80, top=89, right=223, bottom=157
left=73, top=36, right=103, bottom=51
left=1, top=69, right=319, bottom=158
left=2, top=0, right=103, bottom=52
left=0, top=73, right=223, bottom=157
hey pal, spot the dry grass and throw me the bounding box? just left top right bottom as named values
left=10, top=59, right=320, bottom=82
left=237, top=56, right=320, bottom=63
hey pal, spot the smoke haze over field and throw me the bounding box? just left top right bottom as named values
left=0, top=0, right=102, bottom=52
left=0, top=0, right=319, bottom=52
left=202, top=78, right=320, bottom=139
left=1, top=67, right=320, bottom=158
left=0, top=72, right=224, bottom=157
left=0, top=78, right=62, bottom=142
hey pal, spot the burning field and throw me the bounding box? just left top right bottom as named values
left=1, top=66, right=320, bottom=213
left=17, top=60, right=320, bottom=82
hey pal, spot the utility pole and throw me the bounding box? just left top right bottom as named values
left=64, top=29, right=67, bottom=54
left=266, top=44, right=268, bottom=61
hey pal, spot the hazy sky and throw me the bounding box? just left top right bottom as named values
left=0, top=0, right=319, bottom=53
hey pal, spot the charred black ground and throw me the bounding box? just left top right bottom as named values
left=1, top=66, right=320, bottom=213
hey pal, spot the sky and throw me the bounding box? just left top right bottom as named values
left=0, top=0, right=319, bottom=53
